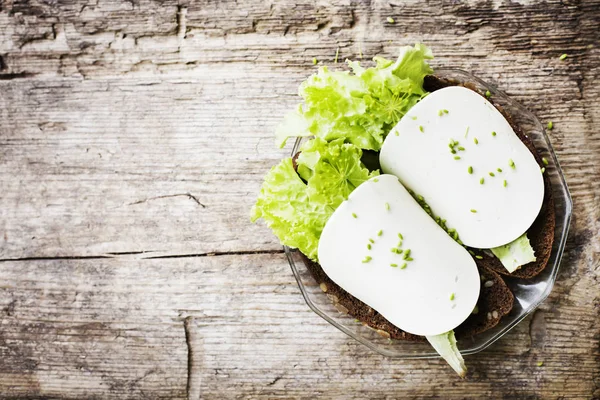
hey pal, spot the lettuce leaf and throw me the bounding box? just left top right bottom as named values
left=426, top=330, right=467, bottom=378
left=276, top=44, right=434, bottom=150
left=251, top=139, right=377, bottom=261
left=490, top=233, right=536, bottom=273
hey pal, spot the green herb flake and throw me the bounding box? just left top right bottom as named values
left=398, top=233, right=404, bottom=240
left=417, top=194, right=424, bottom=201
left=458, top=146, right=465, bottom=151
left=475, top=255, right=483, bottom=260
left=395, top=131, right=399, bottom=136
left=547, top=121, right=553, bottom=130
left=373, top=178, right=379, bottom=182
left=537, top=361, right=544, bottom=367
left=377, top=230, right=383, bottom=236
left=492, top=131, right=497, bottom=137
left=541, top=167, right=546, bottom=174
left=542, top=157, right=549, bottom=165
left=438, top=110, right=443, bottom=116
left=334, top=47, right=340, bottom=63
left=312, top=57, right=318, bottom=65
left=352, top=212, right=357, bottom=218
left=470, top=209, right=477, bottom=213
left=485, top=90, right=491, bottom=98
left=509, top=158, right=515, bottom=169
left=559, top=53, right=567, bottom=60
left=468, top=166, right=473, bottom=174
left=362, top=256, right=372, bottom=263
left=454, top=156, right=461, bottom=160
left=480, top=177, right=485, bottom=185
left=419, top=125, right=424, bottom=133
left=474, top=137, right=479, bottom=145
left=443, top=109, right=449, bottom=114
left=497, top=168, right=503, bottom=172
left=489, top=172, right=495, bottom=177
left=369, top=238, right=375, bottom=244
left=449, top=292, right=455, bottom=301
left=385, top=202, right=390, bottom=211
left=503, top=179, right=507, bottom=187
left=400, top=263, right=407, bottom=269
left=465, top=126, right=470, bottom=137
left=411, top=116, right=417, bottom=120
left=387, top=16, right=395, bottom=24
left=367, top=243, right=372, bottom=250
left=390, top=263, right=398, bottom=268
left=406, top=257, right=414, bottom=261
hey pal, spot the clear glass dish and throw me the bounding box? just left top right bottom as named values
left=285, top=68, right=573, bottom=358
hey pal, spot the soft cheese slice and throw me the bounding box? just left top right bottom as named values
left=380, top=86, right=544, bottom=249
left=318, top=174, right=480, bottom=336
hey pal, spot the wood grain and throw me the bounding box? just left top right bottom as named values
left=0, top=0, right=599, bottom=398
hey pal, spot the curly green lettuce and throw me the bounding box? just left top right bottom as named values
left=251, top=138, right=378, bottom=260
left=275, top=43, right=433, bottom=150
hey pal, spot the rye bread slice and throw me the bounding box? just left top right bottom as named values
left=299, top=252, right=514, bottom=341
left=423, top=75, right=555, bottom=278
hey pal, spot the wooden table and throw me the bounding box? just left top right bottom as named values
left=1, top=1, right=599, bottom=398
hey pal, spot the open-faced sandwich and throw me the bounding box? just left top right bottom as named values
left=251, top=44, right=555, bottom=376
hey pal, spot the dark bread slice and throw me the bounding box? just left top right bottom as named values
left=453, top=264, right=514, bottom=340
left=423, top=75, right=555, bottom=279
left=299, top=252, right=514, bottom=341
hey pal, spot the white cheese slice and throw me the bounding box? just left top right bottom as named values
left=380, top=86, right=544, bottom=249
left=317, top=175, right=480, bottom=336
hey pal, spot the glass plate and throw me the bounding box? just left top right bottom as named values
left=285, top=68, right=573, bottom=358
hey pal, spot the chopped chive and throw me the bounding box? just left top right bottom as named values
left=438, top=110, right=443, bottom=116
left=458, top=146, right=465, bottom=151
left=312, top=57, right=318, bottom=65
left=497, top=168, right=503, bottom=172
left=559, top=53, right=567, bottom=61
left=404, top=249, right=411, bottom=257
left=367, top=244, right=372, bottom=250
left=417, top=194, right=424, bottom=201
left=480, top=177, right=485, bottom=184
left=385, top=202, right=390, bottom=210
left=406, top=257, right=414, bottom=261
left=398, top=233, right=403, bottom=240
left=369, top=238, right=375, bottom=244
left=468, top=250, right=475, bottom=255
left=352, top=212, right=357, bottom=218
left=541, top=167, right=546, bottom=174
left=470, top=209, right=477, bottom=213
left=400, top=263, right=407, bottom=269
left=465, top=126, right=470, bottom=137
left=362, top=256, right=372, bottom=263
left=473, top=137, right=479, bottom=145
left=492, top=131, right=497, bottom=136
left=449, top=293, right=455, bottom=301
left=542, top=157, right=549, bottom=165
left=443, top=109, right=449, bottom=114
left=537, top=361, right=544, bottom=367
left=509, top=158, right=515, bottom=169
left=475, top=255, right=483, bottom=260
left=547, top=121, right=553, bottom=130
left=419, top=125, right=424, bottom=132
left=468, top=166, right=473, bottom=174
left=377, top=230, right=383, bottom=236
left=450, top=149, right=457, bottom=154
left=485, top=90, right=491, bottom=98
left=503, top=179, right=507, bottom=187
left=411, top=116, right=417, bottom=120
left=373, top=178, right=379, bottom=182
left=454, top=156, right=461, bottom=160
left=390, top=263, right=398, bottom=268
left=334, top=47, right=340, bottom=63
left=395, top=131, right=399, bottom=136
left=387, top=16, right=395, bottom=23
left=489, top=172, right=495, bottom=177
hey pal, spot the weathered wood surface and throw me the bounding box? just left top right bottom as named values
left=0, top=0, right=599, bottom=398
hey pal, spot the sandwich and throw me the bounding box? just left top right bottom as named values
left=251, top=44, right=555, bottom=376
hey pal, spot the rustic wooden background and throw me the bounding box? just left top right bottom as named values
left=0, top=0, right=599, bottom=398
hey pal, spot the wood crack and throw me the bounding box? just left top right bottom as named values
left=143, top=249, right=284, bottom=260
left=127, top=193, right=206, bottom=208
